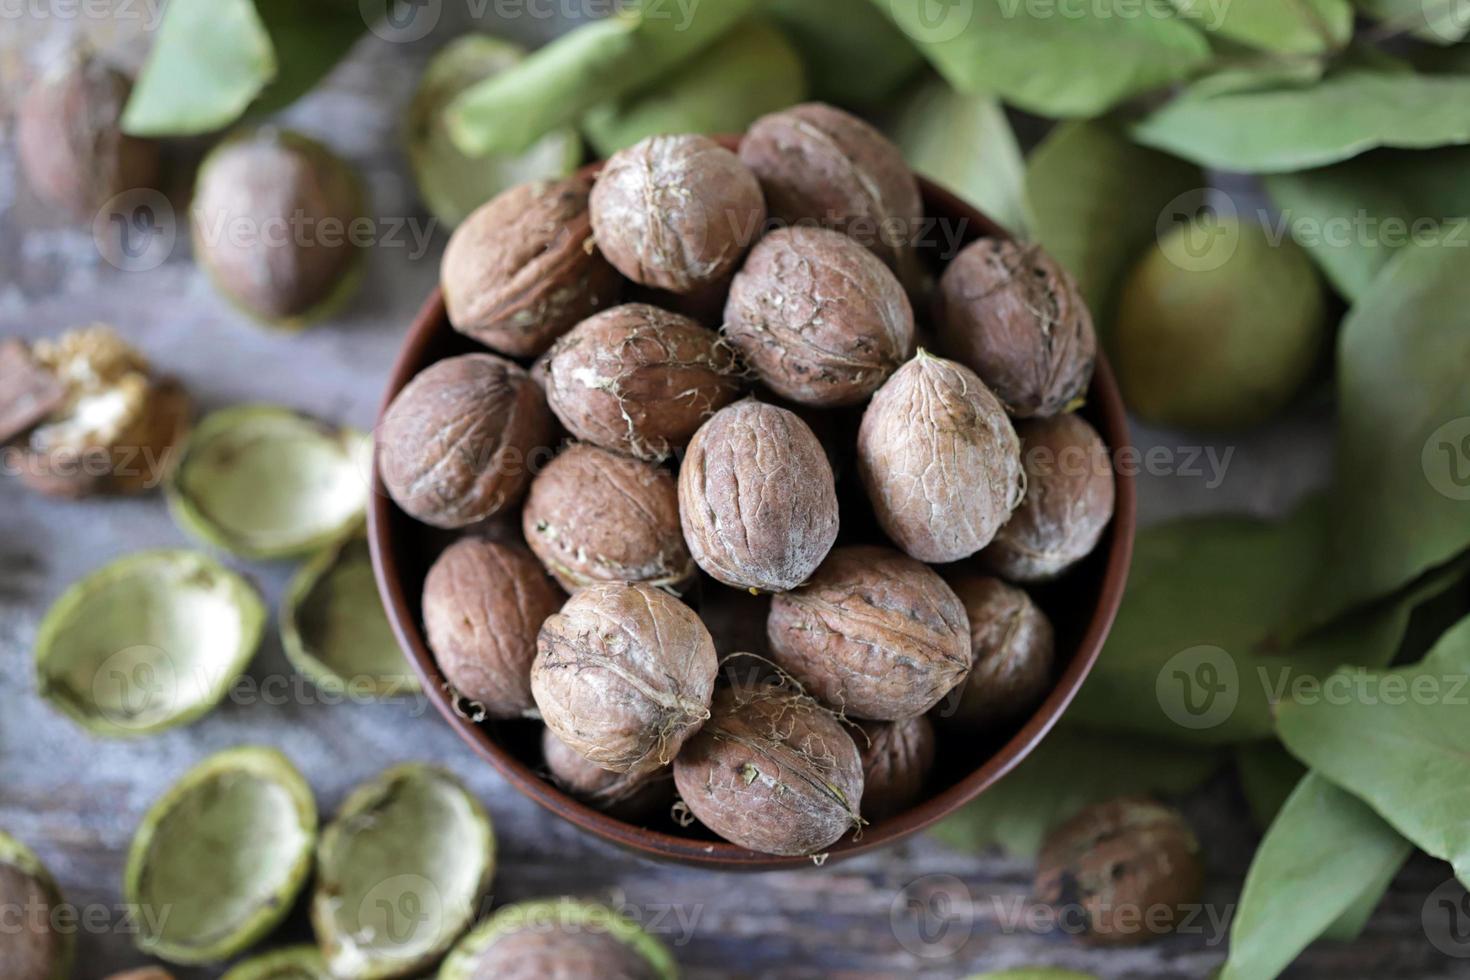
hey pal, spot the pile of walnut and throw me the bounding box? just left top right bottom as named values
left=379, top=103, right=1113, bottom=858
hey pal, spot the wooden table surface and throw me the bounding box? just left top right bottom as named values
left=0, top=7, right=1461, bottom=979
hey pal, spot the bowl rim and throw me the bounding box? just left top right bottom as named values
left=369, top=140, right=1137, bottom=871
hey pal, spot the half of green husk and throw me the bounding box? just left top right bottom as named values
left=125, top=747, right=318, bottom=965
left=221, top=944, right=332, bottom=980
left=167, top=405, right=370, bottom=560
left=34, top=550, right=266, bottom=738
left=438, top=898, right=678, bottom=980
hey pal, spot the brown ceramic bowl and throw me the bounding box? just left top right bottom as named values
left=369, top=137, right=1136, bottom=869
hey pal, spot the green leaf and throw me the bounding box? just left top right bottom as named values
left=765, top=0, right=923, bottom=106
left=872, top=0, right=1211, bottom=119
left=1278, top=614, right=1470, bottom=884
left=1303, top=243, right=1470, bottom=623
left=1069, top=499, right=1463, bottom=744
left=1353, top=0, right=1470, bottom=44
left=1263, top=146, right=1470, bottom=301
left=1169, top=0, right=1353, bottom=53
left=1133, top=67, right=1470, bottom=173
left=930, top=727, right=1222, bottom=857
left=1235, top=742, right=1306, bottom=829
left=449, top=0, right=760, bottom=156
left=889, top=81, right=1030, bottom=237
left=1025, top=120, right=1204, bottom=335
left=1220, top=773, right=1411, bottom=980
left=248, top=0, right=364, bottom=118
left=122, top=0, right=276, bottom=136
left=582, top=19, right=808, bottom=158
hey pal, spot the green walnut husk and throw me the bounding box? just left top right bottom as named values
left=281, top=536, right=418, bottom=697
left=0, top=831, right=72, bottom=980
left=125, top=747, right=318, bottom=965
left=313, top=765, right=495, bottom=979
left=34, top=550, right=265, bottom=738
left=407, top=35, right=581, bottom=228
left=221, top=945, right=331, bottom=980
left=439, top=898, right=678, bottom=980
left=167, top=405, right=370, bottom=560
left=1115, top=214, right=1327, bottom=432
left=582, top=19, right=807, bottom=158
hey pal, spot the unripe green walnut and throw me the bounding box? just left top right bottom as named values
left=1116, top=215, right=1326, bottom=431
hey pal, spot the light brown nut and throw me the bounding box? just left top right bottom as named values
left=983, top=413, right=1115, bottom=582
left=857, top=351, right=1024, bottom=563
left=378, top=353, right=555, bottom=529
left=442, top=176, right=623, bottom=357
left=936, top=238, right=1097, bottom=418
left=522, top=443, right=693, bottom=593
left=1034, top=797, right=1204, bottom=946
left=16, top=50, right=158, bottom=219
left=423, top=537, right=564, bottom=720
left=0, top=339, right=65, bottom=445
left=542, top=303, right=744, bottom=461
left=532, top=582, right=717, bottom=776
left=723, top=226, right=915, bottom=406
left=191, top=129, right=363, bottom=324
left=673, top=681, right=863, bottom=856
left=678, top=400, right=839, bottom=593
left=541, top=728, right=674, bottom=823
left=767, top=545, right=971, bottom=720
left=740, top=102, right=922, bottom=281
left=936, top=575, right=1055, bottom=731
left=858, top=715, right=936, bottom=823
left=590, top=134, right=766, bottom=294
left=457, top=918, right=661, bottom=979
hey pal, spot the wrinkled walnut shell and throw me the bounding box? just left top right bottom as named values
left=532, top=582, right=717, bottom=777
left=16, top=51, right=159, bottom=220
left=591, top=134, right=766, bottom=294
left=541, top=728, right=674, bottom=823
left=442, top=176, right=622, bottom=357
left=1035, top=797, right=1204, bottom=946
left=724, top=226, right=914, bottom=406
left=378, top=353, right=555, bottom=529
left=542, top=303, right=744, bottom=461
left=767, top=545, right=971, bottom=720
left=673, top=681, right=863, bottom=856
left=740, top=102, right=922, bottom=283
left=858, top=351, right=1024, bottom=563
left=679, top=400, right=839, bottom=593
left=522, top=443, right=693, bottom=593
left=937, top=239, right=1097, bottom=418
left=983, top=413, right=1115, bottom=582
left=936, top=575, right=1055, bottom=731
left=858, top=716, right=936, bottom=823
left=423, top=537, right=564, bottom=720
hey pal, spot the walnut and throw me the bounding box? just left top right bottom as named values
left=723, top=226, right=914, bottom=406
left=982, top=414, right=1115, bottom=582
left=378, top=353, right=555, bottom=529
left=532, top=582, right=717, bottom=777
left=740, top=102, right=923, bottom=283
left=541, top=728, right=674, bottom=823
left=767, top=545, right=971, bottom=720
left=936, top=238, right=1097, bottom=418
left=590, top=134, right=766, bottom=294
left=541, top=303, right=744, bottom=461
left=678, top=399, right=839, bottom=593
left=857, top=351, right=1024, bottom=563
left=422, top=537, right=564, bottom=720
left=672, top=681, right=863, bottom=856
left=858, top=716, right=937, bottom=823
left=442, top=176, right=622, bottom=357
left=936, top=575, right=1055, bottom=732
left=522, top=443, right=693, bottom=593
